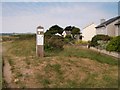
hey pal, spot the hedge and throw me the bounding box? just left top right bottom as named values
left=90, top=35, right=112, bottom=47
left=106, top=36, right=120, bottom=52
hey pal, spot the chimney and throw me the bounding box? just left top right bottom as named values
left=100, top=19, right=105, bottom=24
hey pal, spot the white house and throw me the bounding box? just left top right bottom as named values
left=55, top=33, right=62, bottom=36
left=96, top=16, right=120, bottom=37
left=62, top=31, right=71, bottom=38
left=82, top=23, right=96, bottom=41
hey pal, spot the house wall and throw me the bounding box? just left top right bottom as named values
left=115, top=25, right=120, bottom=36
left=118, top=25, right=120, bottom=36
left=82, top=23, right=96, bottom=41
left=106, top=20, right=118, bottom=37
left=96, top=19, right=119, bottom=37
left=62, top=31, right=66, bottom=37
left=96, top=27, right=106, bottom=35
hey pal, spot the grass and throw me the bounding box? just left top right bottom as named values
left=45, top=64, right=62, bottom=74
left=10, top=39, right=36, bottom=57
left=60, top=46, right=118, bottom=65
left=2, top=38, right=118, bottom=88
left=9, top=39, right=118, bottom=65
left=40, top=78, right=51, bottom=88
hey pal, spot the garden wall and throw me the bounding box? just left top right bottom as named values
left=90, top=47, right=120, bottom=59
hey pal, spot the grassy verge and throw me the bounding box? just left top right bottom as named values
left=60, top=46, right=118, bottom=65
left=2, top=39, right=118, bottom=88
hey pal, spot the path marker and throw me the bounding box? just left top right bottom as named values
left=36, top=26, right=44, bottom=57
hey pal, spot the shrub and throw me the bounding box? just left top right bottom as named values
left=90, top=35, right=112, bottom=47
left=106, top=36, right=120, bottom=52
left=75, top=40, right=88, bottom=46
left=2, top=36, right=12, bottom=41
left=64, top=35, right=73, bottom=43
left=13, top=34, right=36, bottom=40
left=2, top=36, right=19, bottom=41
left=44, top=35, right=65, bottom=51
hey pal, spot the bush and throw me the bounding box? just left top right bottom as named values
left=13, top=34, right=36, bottom=40
left=64, top=35, right=73, bottom=43
left=90, top=35, right=112, bottom=47
left=106, top=36, right=120, bottom=52
left=2, top=36, right=12, bottom=41
left=44, top=35, right=65, bottom=51
left=75, top=40, right=88, bottom=46
left=2, top=36, right=18, bottom=41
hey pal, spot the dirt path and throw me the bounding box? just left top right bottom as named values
left=3, top=59, right=12, bottom=87
left=2, top=42, right=15, bottom=88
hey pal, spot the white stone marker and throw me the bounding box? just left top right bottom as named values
left=36, top=26, right=44, bottom=57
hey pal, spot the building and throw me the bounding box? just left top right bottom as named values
left=55, top=33, right=62, bottom=36
left=62, top=31, right=71, bottom=38
left=82, top=23, right=96, bottom=41
left=96, top=16, right=120, bottom=37
left=115, top=21, right=120, bottom=36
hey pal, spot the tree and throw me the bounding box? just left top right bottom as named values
left=71, top=26, right=80, bottom=38
left=64, top=26, right=73, bottom=31
left=45, top=25, right=63, bottom=36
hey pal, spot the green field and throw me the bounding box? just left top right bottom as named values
left=2, top=39, right=118, bottom=88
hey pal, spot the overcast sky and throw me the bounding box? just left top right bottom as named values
left=1, top=1, right=119, bottom=33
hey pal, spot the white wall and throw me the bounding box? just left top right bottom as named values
left=82, top=23, right=96, bottom=41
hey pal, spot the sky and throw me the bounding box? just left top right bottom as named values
left=1, top=0, right=120, bottom=2
left=0, top=1, right=119, bottom=33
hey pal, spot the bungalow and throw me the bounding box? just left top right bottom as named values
left=96, top=16, right=120, bottom=37
left=82, top=23, right=96, bottom=41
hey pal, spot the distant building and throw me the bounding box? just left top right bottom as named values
left=96, top=16, right=120, bottom=36
left=62, top=31, right=71, bottom=38
left=55, top=33, right=62, bottom=36
left=82, top=23, right=96, bottom=41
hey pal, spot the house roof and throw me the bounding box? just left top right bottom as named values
left=95, top=16, right=120, bottom=28
left=115, top=21, right=120, bottom=25
left=83, top=23, right=95, bottom=29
